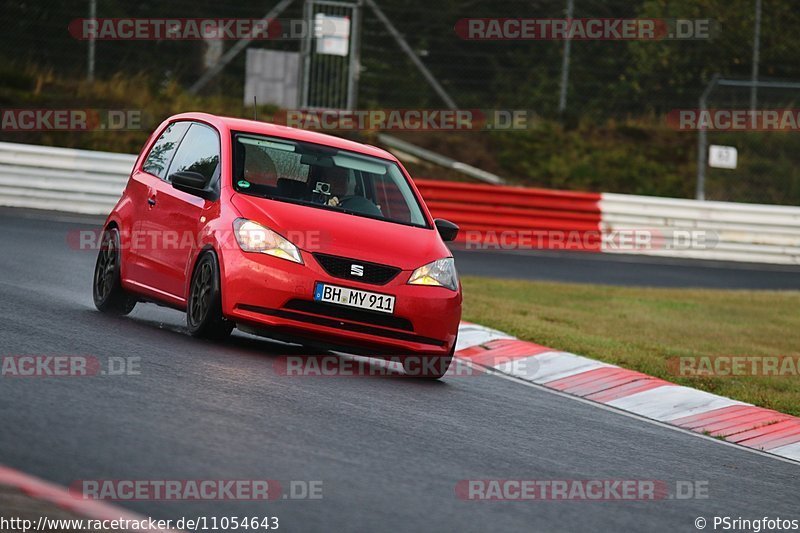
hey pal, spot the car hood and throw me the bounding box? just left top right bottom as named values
left=230, top=193, right=450, bottom=270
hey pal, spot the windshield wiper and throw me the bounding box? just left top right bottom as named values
left=252, top=193, right=361, bottom=216
left=238, top=190, right=422, bottom=227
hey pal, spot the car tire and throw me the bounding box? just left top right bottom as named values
left=93, top=227, right=136, bottom=315
left=187, top=251, right=233, bottom=340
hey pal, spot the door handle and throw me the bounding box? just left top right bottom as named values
left=147, top=197, right=156, bottom=206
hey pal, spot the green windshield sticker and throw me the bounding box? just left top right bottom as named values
left=237, top=180, right=251, bottom=188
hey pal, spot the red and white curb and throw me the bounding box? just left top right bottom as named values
left=0, top=465, right=174, bottom=531
left=454, top=322, right=800, bottom=463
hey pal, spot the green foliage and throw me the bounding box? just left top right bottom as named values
left=0, top=65, right=261, bottom=154
left=3, top=0, right=800, bottom=203
left=4, top=63, right=799, bottom=204
left=488, top=118, right=696, bottom=197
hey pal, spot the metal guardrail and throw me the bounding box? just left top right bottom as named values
left=601, top=193, right=800, bottom=265
left=0, top=141, right=133, bottom=215
left=1, top=141, right=798, bottom=264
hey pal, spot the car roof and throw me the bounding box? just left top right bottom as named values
left=168, top=112, right=399, bottom=163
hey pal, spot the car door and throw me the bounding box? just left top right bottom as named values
left=137, top=122, right=221, bottom=302
left=125, top=120, right=190, bottom=288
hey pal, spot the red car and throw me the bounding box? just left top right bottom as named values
left=93, top=112, right=462, bottom=378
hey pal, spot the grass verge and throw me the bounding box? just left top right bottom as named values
left=461, top=276, right=800, bottom=416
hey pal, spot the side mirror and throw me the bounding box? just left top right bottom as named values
left=434, top=218, right=459, bottom=242
left=170, top=171, right=215, bottom=200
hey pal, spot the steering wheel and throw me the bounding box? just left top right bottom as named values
left=337, top=195, right=383, bottom=217
left=335, top=195, right=359, bottom=206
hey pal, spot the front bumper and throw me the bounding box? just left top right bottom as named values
left=219, top=248, right=462, bottom=356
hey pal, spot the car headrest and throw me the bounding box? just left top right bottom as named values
left=276, top=178, right=306, bottom=199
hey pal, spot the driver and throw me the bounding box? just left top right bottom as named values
left=320, top=166, right=352, bottom=207
left=311, top=165, right=383, bottom=217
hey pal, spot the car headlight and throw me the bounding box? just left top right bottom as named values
left=233, top=218, right=303, bottom=264
left=408, top=257, right=458, bottom=291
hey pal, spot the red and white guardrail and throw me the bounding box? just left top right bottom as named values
left=417, top=179, right=800, bottom=265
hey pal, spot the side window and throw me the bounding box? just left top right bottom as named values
left=166, top=123, right=220, bottom=184
left=142, top=122, right=190, bottom=179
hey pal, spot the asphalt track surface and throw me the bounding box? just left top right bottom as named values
left=0, top=207, right=798, bottom=532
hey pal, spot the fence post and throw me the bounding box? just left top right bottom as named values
left=696, top=75, right=718, bottom=201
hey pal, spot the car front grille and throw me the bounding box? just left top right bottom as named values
left=312, top=253, right=401, bottom=285
left=283, top=299, right=413, bottom=331
left=235, top=303, right=445, bottom=347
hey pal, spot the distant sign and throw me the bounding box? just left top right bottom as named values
left=708, top=145, right=738, bottom=169
left=314, top=13, right=350, bottom=56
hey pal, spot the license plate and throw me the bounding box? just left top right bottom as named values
left=313, top=282, right=395, bottom=314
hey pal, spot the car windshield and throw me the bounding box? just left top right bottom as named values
left=232, top=133, right=428, bottom=228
